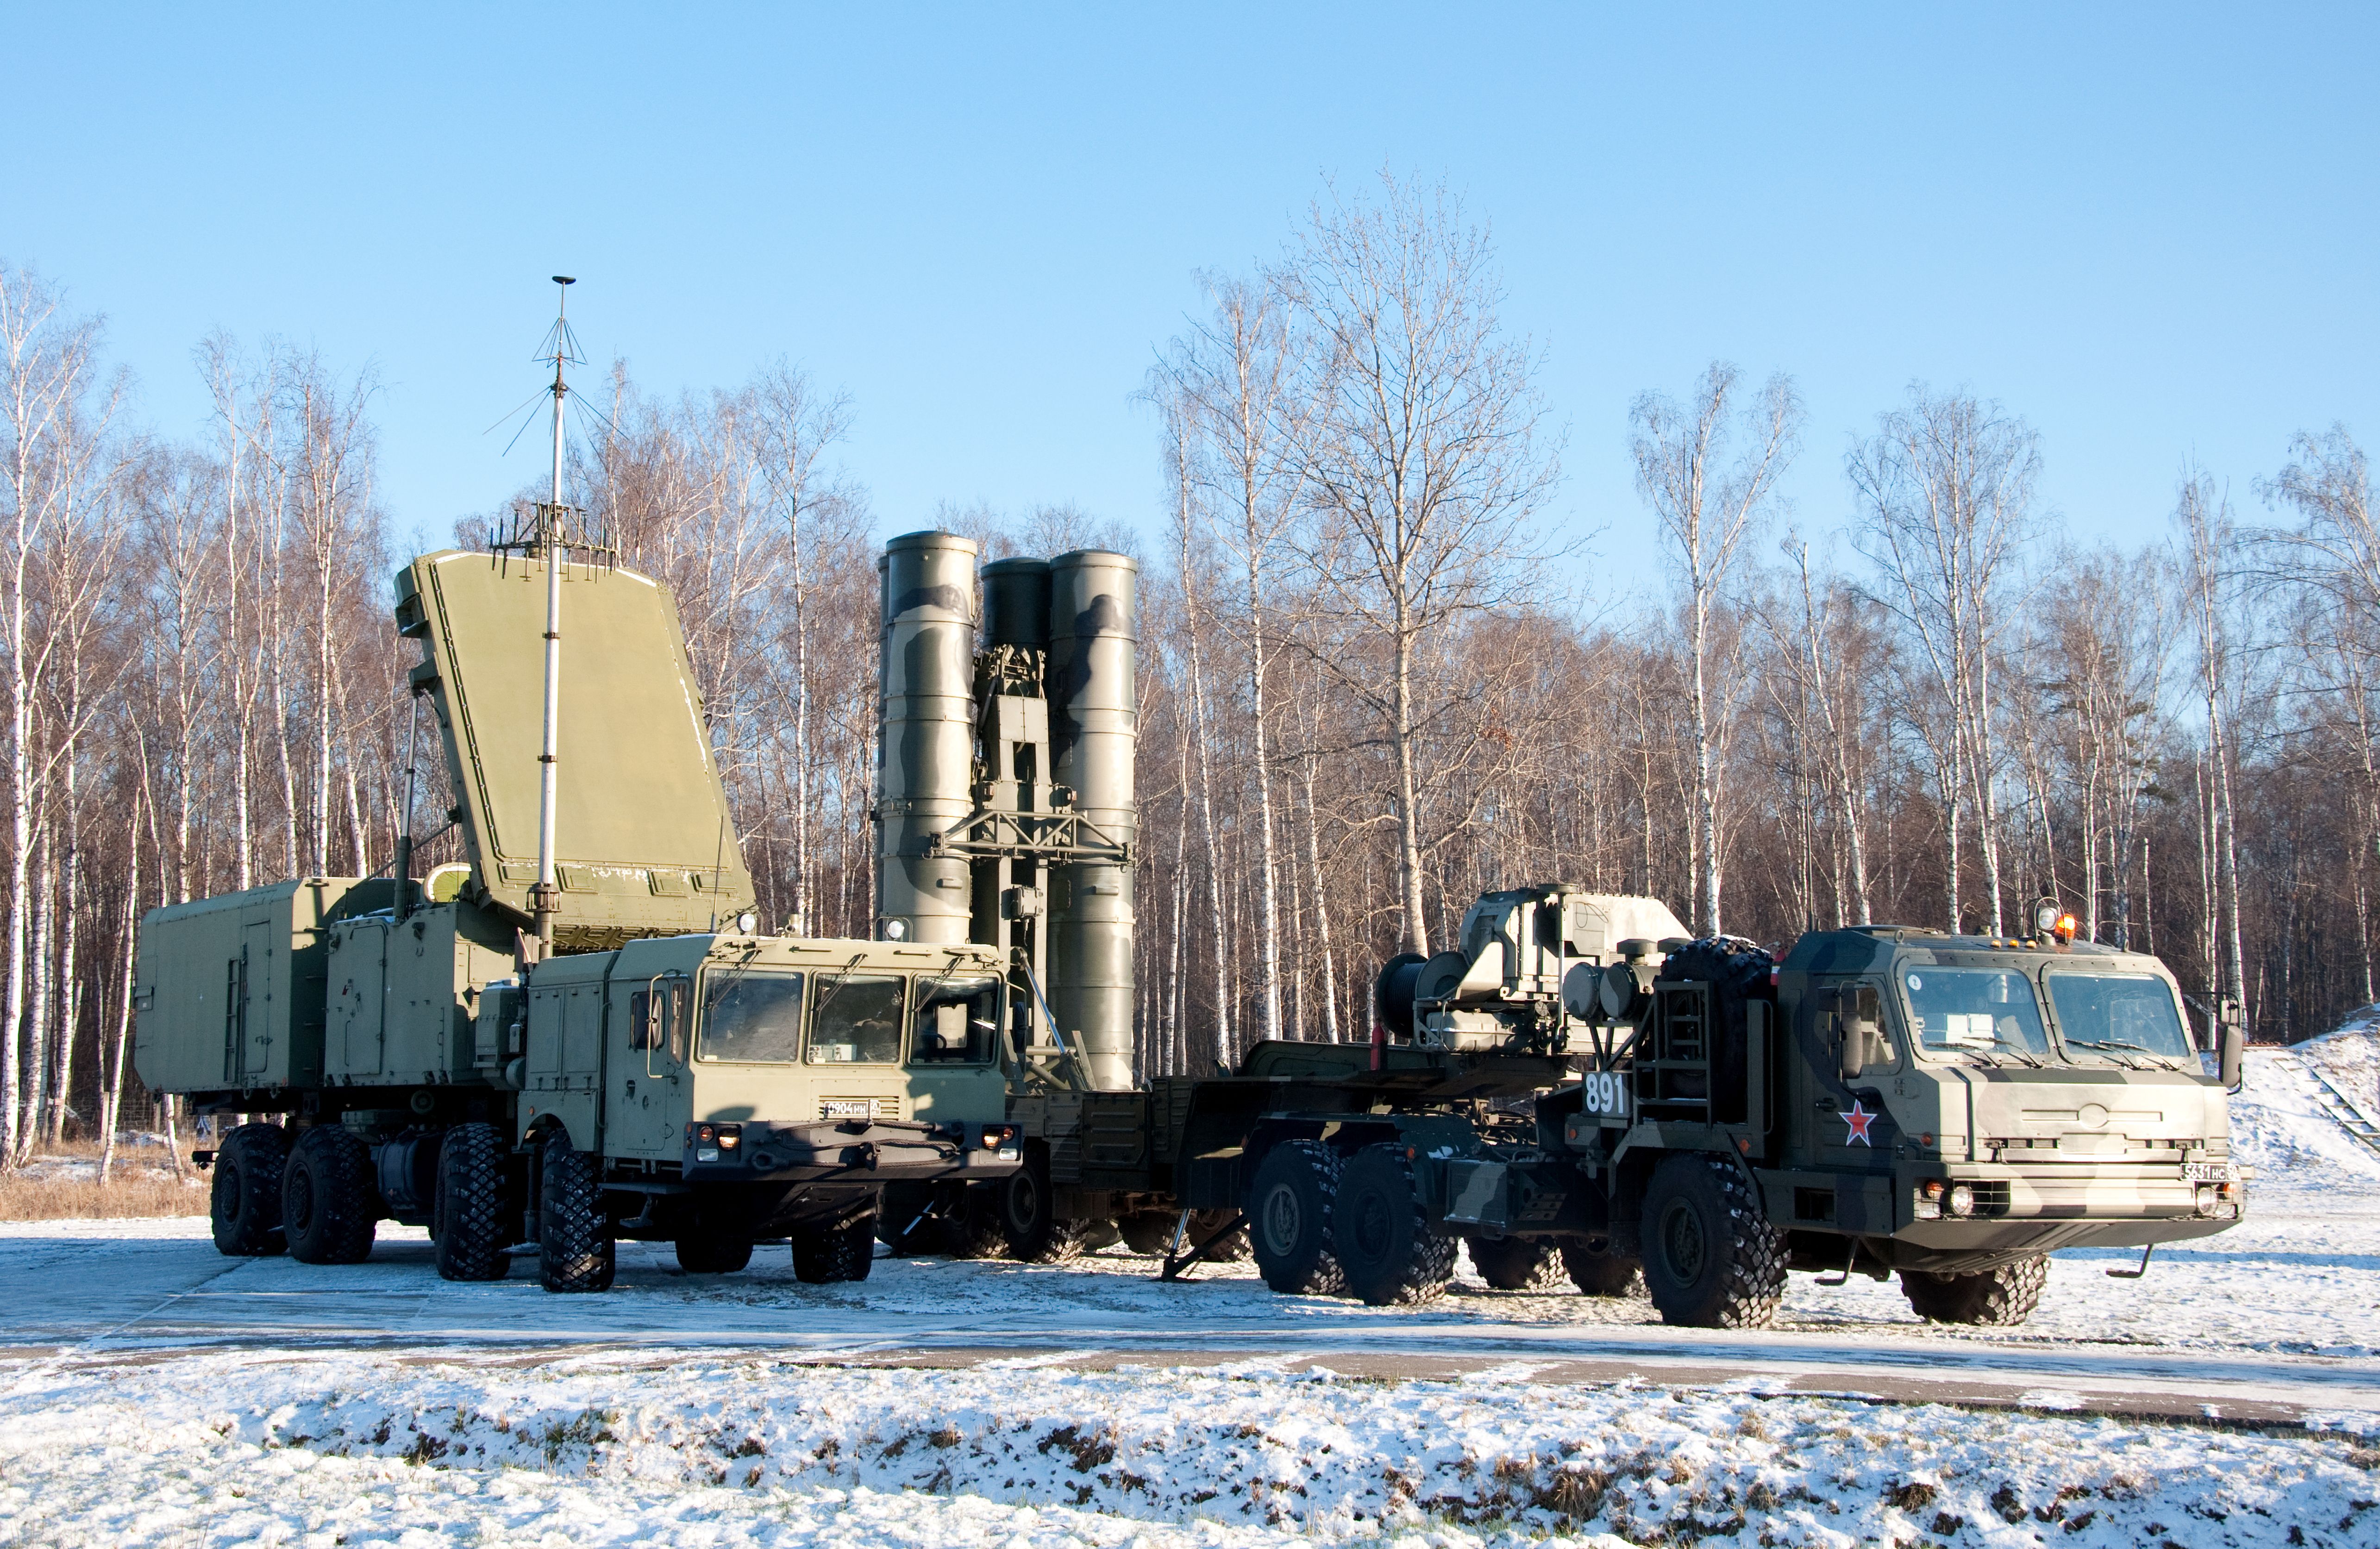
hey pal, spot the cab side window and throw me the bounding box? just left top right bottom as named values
left=911, top=975, right=1000, bottom=1065
left=808, top=973, right=905, bottom=1064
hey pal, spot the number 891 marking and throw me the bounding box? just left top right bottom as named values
left=1580, top=1070, right=1629, bottom=1114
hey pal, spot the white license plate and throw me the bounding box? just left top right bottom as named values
left=822, top=1099, right=874, bottom=1120
left=2180, top=1160, right=2238, bottom=1184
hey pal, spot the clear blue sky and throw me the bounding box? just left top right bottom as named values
left=4, top=5, right=2373, bottom=578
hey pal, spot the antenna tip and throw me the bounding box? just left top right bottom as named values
left=552, top=275, right=576, bottom=286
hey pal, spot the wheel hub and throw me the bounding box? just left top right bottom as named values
left=1660, top=1198, right=1707, bottom=1282
left=1261, top=1185, right=1301, bottom=1254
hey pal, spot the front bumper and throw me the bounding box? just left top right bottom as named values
left=682, top=1118, right=1022, bottom=1184
left=1891, top=1157, right=2247, bottom=1249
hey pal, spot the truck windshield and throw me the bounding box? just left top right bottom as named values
left=912, top=974, right=1000, bottom=1065
left=1902, top=966, right=2050, bottom=1058
left=700, top=967, right=805, bottom=1062
left=2045, top=972, right=2194, bottom=1062
left=808, top=973, right=905, bottom=1065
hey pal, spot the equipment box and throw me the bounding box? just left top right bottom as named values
left=134, top=878, right=396, bottom=1097
left=323, top=901, right=516, bottom=1085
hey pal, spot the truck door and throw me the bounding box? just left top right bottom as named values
left=610, top=972, right=689, bottom=1158
left=1799, top=990, right=1894, bottom=1171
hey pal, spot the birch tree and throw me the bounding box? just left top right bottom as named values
left=1284, top=174, right=1557, bottom=954
left=1631, top=362, right=1799, bottom=936
left=1849, top=386, right=2037, bottom=934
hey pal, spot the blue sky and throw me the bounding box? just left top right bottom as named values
left=4, top=5, right=2373, bottom=583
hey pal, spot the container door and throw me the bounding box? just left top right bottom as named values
left=237, top=921, right=275, bottom=1083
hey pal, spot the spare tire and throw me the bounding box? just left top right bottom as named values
left=1656, top=937, right=1775, bottom=1123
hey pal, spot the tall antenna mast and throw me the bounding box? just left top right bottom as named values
left=531, top=275, right=579, bottom=959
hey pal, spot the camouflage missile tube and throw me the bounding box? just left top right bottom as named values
left=876, top=531, right=981, bottom=945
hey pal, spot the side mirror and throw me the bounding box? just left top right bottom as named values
left=2219, top=998, right=2244, bottom=1090
left=1834, top=985, right=1884, bottom=1080
left=1839, top=1019, right=1871, bottom=1080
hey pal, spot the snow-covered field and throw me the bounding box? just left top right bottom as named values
left=0, top=1034, right=2374, bottom=1546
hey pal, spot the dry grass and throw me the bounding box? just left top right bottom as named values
left=0, top=1137, right=208, bottom=1221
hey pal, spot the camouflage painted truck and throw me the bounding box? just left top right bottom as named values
left=1199, top=885, right=2251, bottom=1328
left=135, top=549, right=1019, bottom=1292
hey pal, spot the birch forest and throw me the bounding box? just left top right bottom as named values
left=4, top=176, right=2375, bottom=1159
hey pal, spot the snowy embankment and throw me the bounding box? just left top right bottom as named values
left=0, top=1347, right=2374, bottom=1547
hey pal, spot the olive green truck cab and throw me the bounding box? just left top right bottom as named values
left=1200, top=887, right=2247, bottom=1329
left=134, top=548, right=1016, bottom=1291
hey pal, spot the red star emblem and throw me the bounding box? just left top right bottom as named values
left=1841, top=1100, right=1877, bottom=1147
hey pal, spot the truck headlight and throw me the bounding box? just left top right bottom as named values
left=1914, top=1180, right=1944, bottom=1220
left=1947, top=1184, right=1975, bottom=1218
left=2195, top=1184, right=2219, bottom=1216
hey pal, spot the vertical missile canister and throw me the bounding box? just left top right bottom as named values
left=1046, top=549, right=1139, bottom=1090
left=876, top=530, right=980, bottom=944
left=979, top=557, right=1052, bottom=653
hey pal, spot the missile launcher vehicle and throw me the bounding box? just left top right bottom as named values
left=864, top=530, right=2248, bottom=1329
left=1191, top=888, right=2250, bottom=1327
left=137, top=549, right=1018, bottom=1290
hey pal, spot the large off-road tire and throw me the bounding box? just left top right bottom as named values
left=1469, top=1235, right=1566, bottom=1292
left=433, top=1123, right=512, bottom=1282
left=1118, top=1211, right=1177, bottom=1255
left=1333, top=1143, right=1458, bottom=1306
left=1247, top=1141, right=1345, bottom=1295
left=1900, top=1254, right=2050, bottom=1326
left=209, top=1123, right=288, bottom=1257
left=1656, top=938, right=1776, bottom=1121
left=949, top=1188, right=1008, bottom=1260
left=1639, top=1153, right=1785, bottom=1328
left=879, top=1184, right=953, bottom=1257
left=792, top=1211, right=877, bottom=1284
left=1187, top=1208, right=1250, bottom=1262
left=282, top=1125, right=378, bottom=1265
left=1561, top=1241, right=1647, bottom=1298
left=537, top=1138, right=615, bottom=1293
left=997, top=1146, right=1095, bottom=1263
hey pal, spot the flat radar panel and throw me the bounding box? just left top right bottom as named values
left=395, top=550, right=755, bottom=947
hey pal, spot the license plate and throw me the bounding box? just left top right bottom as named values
left=2180, top=1160, right=2238, bottom=1184
left=822, top=1099, right=874, bottom=1120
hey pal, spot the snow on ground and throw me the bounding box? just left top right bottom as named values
left=0, top=1048, right=2374, bottom=1544
left=1, top=1344, right=2375, bottom=1548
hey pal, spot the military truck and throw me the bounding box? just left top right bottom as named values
left=1191, top=886, right=2249, bottom=1328
left=137, top=549, right=1018, bottom=1291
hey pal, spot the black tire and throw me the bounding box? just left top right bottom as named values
left=209, top=1123, right=288, bottom=1257
left=1561, top=1241, right=1647, bottom=1298
left=1117, top=1211, right=1177, bottom=1255
left=1332, top=1142, right=1457, bottom=1306
left=1656, top=938, right=1776, bottom=1121
left=949, top=1189, right=1007, bottom=1259
left=1187, top=1207, right=1250, bottom=1262
left=997, top=1146, right=1093, bottom=1263
left=878, top=1184, right=952, bottom=1257
left=1247, top=1140, right=1345, bottom=1295
left=1900, top=1254, right=2050, bottom=1326
left=676, top=1233, right=754, bottom=1274
left=1469, top=1235, right=1566, bottom=1292
left=282, top=1125, right=378, bottom=1266
left=537, top=1138, right=615, bottom=1293
left=792, top=1211, right=877, bottom=1284
left=434, top=1123, right=512, bottom=1282
left=1639, top=1153, right=1785, bottom=1328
